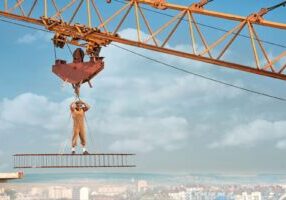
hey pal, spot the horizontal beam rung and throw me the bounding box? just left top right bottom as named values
left=13, top=154, right=136, bottom=168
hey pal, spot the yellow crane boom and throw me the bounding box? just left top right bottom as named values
left=0, top=0, right=286, bottom=80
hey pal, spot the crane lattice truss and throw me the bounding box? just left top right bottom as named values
left=0, top=0, right=286, bottom=80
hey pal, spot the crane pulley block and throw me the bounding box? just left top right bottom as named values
left=53, top=33, right=66, bottom=48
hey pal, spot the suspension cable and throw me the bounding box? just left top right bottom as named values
left=84, top=114, right=97, bottom=153
left=53, top=43, right=57, bottom=61
left=66, top=43, right=73, bottom=56
left=111, top=43, right=286, bottom=102
left=267, top=0, right=286, bottom=12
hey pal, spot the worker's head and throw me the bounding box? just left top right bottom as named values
left=75, top=101, right=83, bottom=108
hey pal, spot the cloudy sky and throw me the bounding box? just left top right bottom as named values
left=0, top=0, right=286, bottom=174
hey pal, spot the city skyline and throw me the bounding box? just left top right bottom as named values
left=2, top=174, right=286, bottom=200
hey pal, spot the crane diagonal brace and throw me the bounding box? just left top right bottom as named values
left=0, top=1, right=286, bottom=81
left=45, top=21, right=286, bottom=81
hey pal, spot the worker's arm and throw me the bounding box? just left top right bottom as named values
left=83, top=102, right=91, bottom=112
left=70, top=102, right=76, bottom=112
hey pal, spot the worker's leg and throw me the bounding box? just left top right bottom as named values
left=72, top=127, right=80, bottom=148
left=79, top=126, right=86, bottom=147
left=79, top=125, right=88, bottom=154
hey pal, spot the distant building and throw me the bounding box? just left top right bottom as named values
left=96, top=186, right=127, bottom=196
left=185, top=187, right=207, bottom=200
left=268, top=192, right=275, bottom=199
left=235, top=192, right=248, bottom=200
left=80, top=187, right=89, bottom=200
left=235, top=192, right=261, bottom=200
left=137, top=180, right=148, bottom=192
left=29, top=187, right=44, bottom=199
left=0, top=188, right=4, bottom=195
left=168, top=191, right=186, bottom=200
left=0, top=195, right=10, bottom=200
left=14, top=193, right=32, bottom=200
left=251, top=192, right=262, bottom=200
left=279, top=193, right=286, bottom=200
left=215, top=193, right=228, bottom=200
left=72, top=187, right=80, bottom=200
left=48, top=186, right=72, bottom=199
left=29, top=187, right=42, bottom=196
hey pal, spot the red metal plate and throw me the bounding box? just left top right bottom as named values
left=52, top=58, right=104, bottom=84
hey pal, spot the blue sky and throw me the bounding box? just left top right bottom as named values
left=0, top=0, right=286, bottom=174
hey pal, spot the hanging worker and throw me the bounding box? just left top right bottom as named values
left=70, top=100, right=91, bottom=155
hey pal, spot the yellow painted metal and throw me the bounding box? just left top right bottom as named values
left=263, top=51, right=286, bottom=71
left=189, top=12, right=212, bottom=58
left=161, top=11, right=186, bottom=48
left=134, top=1, right=142, bottom=42
left=199, top=21, right=245, bottom=56
left=35, top=16, right=286, bottom=80
left=216, top=22, right=246, bottom=60
left=86, top=0, right=92, bottom=27
left=144, top=11, right=185, bottom=44
left=0, top=10, right=43, bottom=25
left=28, top=0, right=38, bottom=18
left=52, top=0, right=77, bottom=18
left=69, top=0, right=84, bottom=24
left=247, top=21, right=261, bottom=69
left=16, top=0, right=25, bottom=16
left=7, top=0, right=24, bottom=13
left=279, top=64, right=286, bottom=74
left=44, top=0, right=47, bottom=17
left=187, top=11, right=197, bottom=55
left=91, top=0, right=108, bottom=33
left=51, top=0, right=63, bottom=20
left=138, top=5, right=158, bottom=46
left=136, top=0, right=286, bottom=30
left=113, top=2, right=133, bottom=34
left=98, top=1, right=132, bottom=29
left=4, top=0, right=7, bottom=11
left=252, top=27, right=274, bottom=72
left=0, top=0, right=286, bottom=82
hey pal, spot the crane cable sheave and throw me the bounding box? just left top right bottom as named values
left=50, top=20, right=113, bottom=56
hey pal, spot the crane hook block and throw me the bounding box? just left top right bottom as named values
left=52, top=48, right=104, bottom=85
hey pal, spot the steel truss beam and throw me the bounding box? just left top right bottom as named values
left=14, top=153, right=136, bottom=168
left=0, top=0, right=286, bottom=80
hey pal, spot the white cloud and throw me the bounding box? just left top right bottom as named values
left=95, top=116, right=189, bottom=153
left=17, top=31, right=52, bottom=44
left=210, top=119, right=286, bottom=148
left=0, top=93, right=73, bottom=133
left=0, top=150, right=9, bottom=170
left=0, top=15, right=284, bottom=172
left=276, top=140, right=286, bottom=149
left=1, top=28, right=254, bottom=158
left=0, top=91, right=191, bottom=153
left=109, top=139, right=154, bottom=153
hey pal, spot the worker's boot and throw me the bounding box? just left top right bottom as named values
left=71, top=147, right=76, bottom=155
left=83, top=151, right=89, bottom=155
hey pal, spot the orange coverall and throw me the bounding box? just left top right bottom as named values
left=71, top=103, right=89, bottom=147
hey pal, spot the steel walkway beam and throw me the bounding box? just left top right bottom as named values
left=13, top=154, right=136, bottom=168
